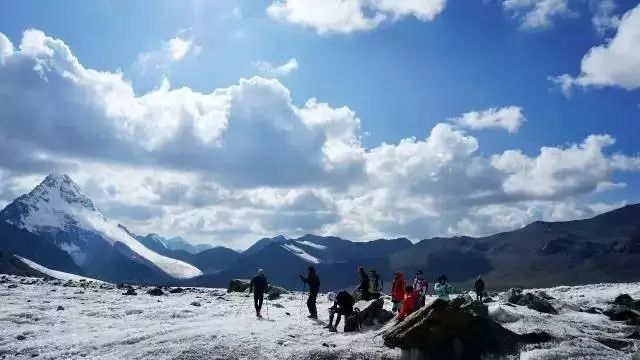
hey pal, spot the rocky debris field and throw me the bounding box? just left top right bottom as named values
left=1, top=274, right=640, bottom=359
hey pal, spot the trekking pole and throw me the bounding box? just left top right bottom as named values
left=299, top=282, right=306, bottom=316
left=234, top=291, right=250, bottom=318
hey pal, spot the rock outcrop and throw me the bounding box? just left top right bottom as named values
left=383, top=299, right=549, bottom=360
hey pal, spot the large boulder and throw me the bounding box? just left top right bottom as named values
left=147, top=287, right=165, bottom=296
left=267, top=285, right=289, bottom=300
left=603, top=305, right=640, bottom=324
left=504, top=288, right=523, bottom=303
left=516, top=293, right=558, bottom=314
left=383, top=299, right=548, bottom=360
left=357, top=298, right=386, bottom=326
left=461, top=301, right=489, bottom=318
left=227, top=279, right=250, bottom=293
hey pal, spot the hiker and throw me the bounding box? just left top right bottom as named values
left=299, top=266, right=320, bottom=319
left=326, top=291, right=356, bottom=332
left=249, top=269, right=268, bottom=318
left=370, top=269, right=383, bottom=299
left=474, top=275, right=486, bottom=302
left=357, top=266, right=371, bottom=301
left=413, top=270, right=428, bottom=307
left=397, top=285, right=418, bottom=322
left=434, top=274, right=454, bottom=301
left=391, top=271, right=406, bottom=313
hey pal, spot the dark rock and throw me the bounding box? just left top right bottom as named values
left=16, top=335, right=26, bottom=341
left=383, top=299, right=547, bottom=359
left=603, top=305, right=640, bottom=322
left=580, top=307, right=603, bottom=314
left=227, top=279, right=250, bottom=293
left=535, top=291, right=554, bottom=300
left=122, top=287, right=137, bottom=296
left=461, top=301, right=489, bottom=318
left=595, top=337, right=632, bottom=351
left=190, top=301, right=201, bottom=307
left=272, top=303, right=284, bottom=309
left=169, top=288, right=184, bottom=294
left=614, top=294, right=635, bottom=308
left=8, top=284, right=17, bottom=289
left=147, top=287, right=165, bottom=296
left=504, top=288, right=523, bottom=303
left=520, top=332, right=552, bottom=344
left=357, top=298, right=386, bottom=326
left=267, top=285, right=288, bottom=300
left=482, top=298, right=494, bottom=304
left=450, top=296, right=467, bottom=308
left=56, top=306, right=64, bottom=311
left=514, top=293, right=558, bottom=315
left=626, top=330, right=640, bottom=339
left=376, top=309, right=395, bottom=325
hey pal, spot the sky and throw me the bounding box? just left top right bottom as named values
left=0, top=0, right=639, bottom=249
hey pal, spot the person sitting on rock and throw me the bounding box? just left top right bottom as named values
left=474, top=275, right=486, bottom=302
left=326, top=291, right=355, bottom=332
left=434, top=275, right=454, bottom=301
left=391, top=271, right=406, bottom=313
left=357, top=266, right=372, bottom=301
left=249, top=269, right=268, bottom=318
left=413, top=270, right=428, bottom=307
left=397, top=285, right=418, bottom=321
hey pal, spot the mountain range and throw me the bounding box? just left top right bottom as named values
left=1, top=174, right=639, bottom=291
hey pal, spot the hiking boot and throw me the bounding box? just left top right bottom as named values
left=308, top=315, right=318, bottom=319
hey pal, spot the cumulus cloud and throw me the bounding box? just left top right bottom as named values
left=502, top=0, right=574, bottom=29
left=551, top=3, right=640, bottom=94
left=0, top=29, right=638, bottom=247
left=253, top=58, right=299, bottom=77
left=266, top=0, right=446, bottom=34
left=136, top=31, right=198, bottom=72
left=452, top=106, right=526, bottom=133
left=591, top=0, right=621, bottom=35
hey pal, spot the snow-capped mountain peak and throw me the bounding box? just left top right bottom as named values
left=0, top=174, right=202, bottom=280
left=1, top=173, right=100, bottom=231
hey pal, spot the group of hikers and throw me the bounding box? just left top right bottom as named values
left=247, top=266, right=487, bottom=333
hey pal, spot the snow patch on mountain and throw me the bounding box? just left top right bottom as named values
left=15, top=256, right=104, bottom=283
left=281, top=244, right=320, bottom=264
left=296, top=240, right=328, bottom=250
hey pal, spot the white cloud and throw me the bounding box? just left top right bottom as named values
left=551, top=3, right=640, bottom=93
left=253, top=58, right=299, bottom=77
left=591, top=0, right=620, bottom=36
left=0, top=32, right=13, bottom=60
left=502, top=0, right=574, bottom=29
left=136, top=31, right=198, bottom=72
left=266, top=0, right=446, bottom=34
left=452, top=106, right=526, bottom=133
left=1, top=29, right=639, bottom=247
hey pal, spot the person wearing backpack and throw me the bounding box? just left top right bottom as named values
left=369, top=269, right=383, bottom=299
left=326, top=291, right=356, bottom=332
left=249, top=269, right=268, bottom=318
left=397, top=285, right=418, bottom=321
left=413, top=270, right=428, bottom=307
left=357, top=266, right=371, bottom=301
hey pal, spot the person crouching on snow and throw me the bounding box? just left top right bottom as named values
left=326, top=291, right=355, bottom=332
left=391, top=271, right=406, bottom=313
left=397, top=285, right=418, bottom=322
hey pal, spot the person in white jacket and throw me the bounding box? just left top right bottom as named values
left=433, top=275, right=454, bottom=301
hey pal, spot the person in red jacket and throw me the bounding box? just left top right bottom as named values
left=391, top=271, right=406, bottom=313
left=397, top=285, right=418, bottom=322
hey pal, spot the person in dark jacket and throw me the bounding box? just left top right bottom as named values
left=326, top=291, right=355, bottom=332
left=357, top=266, right=371, bottom=301
left=249, top=269, right=268, bottom=318
left=299, top=266, right=320, bottom=319
left=474, top=275, right=486, bottom=302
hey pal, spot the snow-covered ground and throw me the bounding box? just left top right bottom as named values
left=0, top=276, right=639, bottom=359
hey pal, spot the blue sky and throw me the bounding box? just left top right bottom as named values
left=0, top=0, right=639, bottom=248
